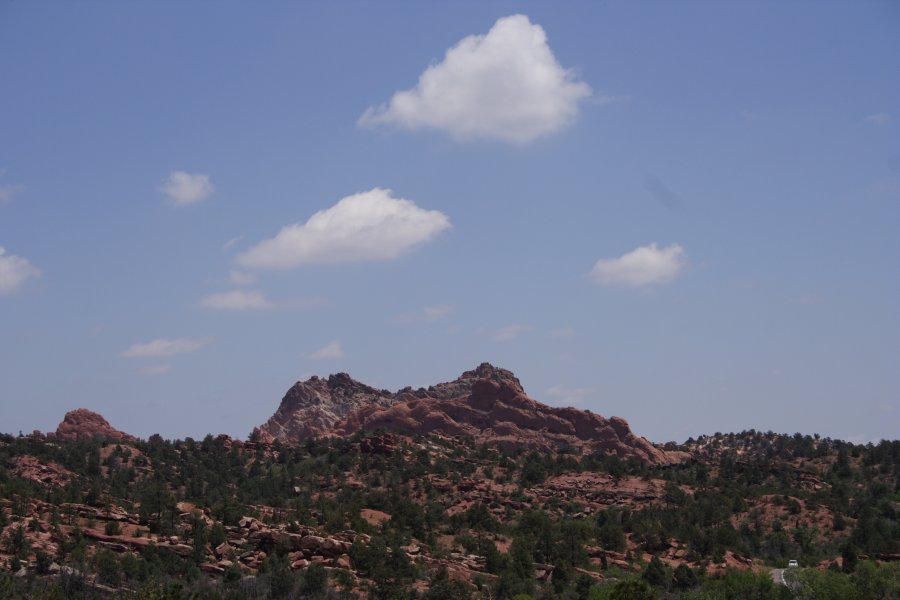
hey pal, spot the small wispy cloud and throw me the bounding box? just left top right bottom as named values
left=0, top=246, right=41, bottom=296
left=310, top=340, right=343, bottom=359
left=0, top=184, right=25, bottom=204
left=547, top=327, right=575, bottom=338
left=199, top=289, right=272, bottom=310
left=865, top=113, right=894, bottom=126
left=228, top=270, right=256, bottom=285
left=122, top=337, right=209, bottom=358
left=589, top=243, right=687, bottom=287
left=546, top=384, right=591, bottom=406
left=223, top=236, right=243, bottom=251
left=394, top=304, right=455, bottom=324
left=493, top=324, right=532, bottom=342
left=423, top=305, right=454, bottom=322
left=161, top=171, right=214, bottom=206
left=139, top=364, right=172, bottom=376
left=199, top=289, right=325, bottom=311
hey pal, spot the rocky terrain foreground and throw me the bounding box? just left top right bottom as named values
left=0, top=368, right=896, bottom=599
left=256, top=363, right=685, bottom=466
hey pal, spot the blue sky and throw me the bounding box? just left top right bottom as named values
left=1, top=2, right=898, bottom=444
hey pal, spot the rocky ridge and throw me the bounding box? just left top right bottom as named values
left=257, top=363, right=683, bottom=466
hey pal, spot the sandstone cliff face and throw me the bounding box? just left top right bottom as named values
left=257, top=363, right=683, bottom=465
left=55, top=408, right=134, bottom=442
left=255, top=373, right=394, bottom=443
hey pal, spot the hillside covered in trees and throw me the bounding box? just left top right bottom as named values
left=0, top=428, right=897, bottom=599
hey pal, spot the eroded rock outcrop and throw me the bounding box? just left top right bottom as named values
left=255, top=373, right=395, bottom=443
left=54, top=409, right=134, bottom=442
left=338, top=377, right=682, bottom=465
left=257, top=363, right=683, bottom=465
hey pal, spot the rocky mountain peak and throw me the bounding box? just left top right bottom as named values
left=255, top=373, right=394, bottom=443
left=326, top=372, right=383, bottom=395
left=424, top=362, right=524, bottom=400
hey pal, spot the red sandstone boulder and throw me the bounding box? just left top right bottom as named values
left=54, top=409, right=134, bottom=442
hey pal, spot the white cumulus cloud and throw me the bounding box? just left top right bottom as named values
left=122, top=337, right=209, bottom=358
left=199, top=289, right=272, bottom=310
left=359, top=14, right=592, bottom=143
left=310, top=340, right=343, bottom=360
left=589, top=243, right=687, bottom=287
left=0, top=246, right=41, bottom=296
left=236, top=188, right=450, bottom=269
left=161, top=171, right=213, bottom=206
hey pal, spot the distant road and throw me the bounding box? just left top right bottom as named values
left=771, top=568, right=787, bottom=586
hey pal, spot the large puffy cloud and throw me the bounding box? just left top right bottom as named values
left=359, top=14, right=592, bottom=143
left=161, top=171, right=213, bottom=206
left=0, top=246, right=41, bottom=296
left=122, top=337, right=208, bottom=358
left=589, top=243, right=687, bottom=287
left=236, top=188, right=450, bottom=269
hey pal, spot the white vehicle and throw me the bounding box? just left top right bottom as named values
left=788, top=560, right=799, bottom=568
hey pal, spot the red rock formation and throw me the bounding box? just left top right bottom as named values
left=11, top=456, right=75, bottom=487
left=412, top=362, right=525, bottom=400
left=256, top=363, right=684, bottom=465
left=338, top=377, right=682, bottom=465
left=54, top=408, right=134, bottom=442
left=255, top=373, right=395, bottom=443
